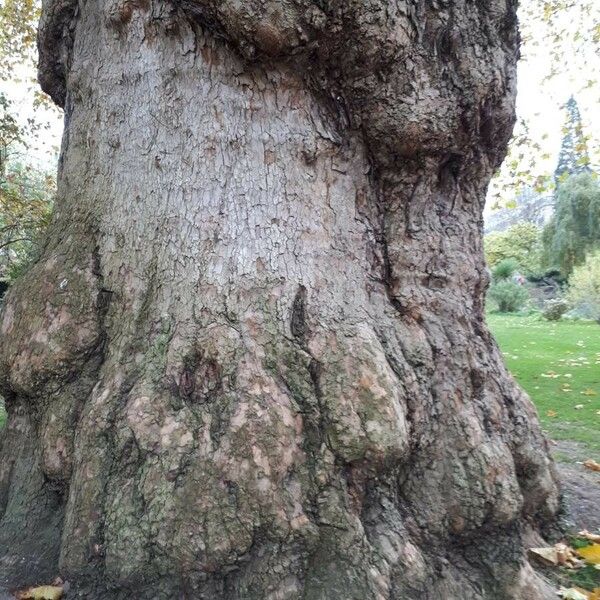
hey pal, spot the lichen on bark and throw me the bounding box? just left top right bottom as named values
left=0, top=0, right=559, bottom=598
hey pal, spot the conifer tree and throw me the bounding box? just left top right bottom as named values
left=554, top=96, right=591, bottom=186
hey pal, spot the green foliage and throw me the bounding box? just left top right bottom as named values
left=542, top=298, right=570, bottom=321
left=0, top=1, right=56, bottom=141
left=1, top=90, right=55, bottom=284
left=485, top=223, right=543, bottom=275
left=1, top=160, right=54, bottom=282
left=0, top=0, right=39, bottom=79
left=566, top=249, right=600, bottom=322
left=542, top=172, right=600, bottom=275
left=0, top=94, right=22, bottom=167
left=0, top=1, right=57, bottom=283
left=488, top=280, right=529, bottom=312
left=569, top=536, right=594, bottom=551
left=565, top=564, right=600, bottom=593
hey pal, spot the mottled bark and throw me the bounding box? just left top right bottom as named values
left=0, top=0, right=559, bottom=598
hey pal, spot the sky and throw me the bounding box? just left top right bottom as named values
left=484, top=0, right=600, bottom=208
left=2, top=1, right=599, bottom=211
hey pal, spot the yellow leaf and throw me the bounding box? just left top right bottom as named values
left=581, top=389, right=597, bottom=396
left=583, top=460, right=600, bottom=473
left=547, top=410, right=558, bottom=417
left=14, top=586, right=63, bottom=600
left=578, top=544, right=600, bottom=565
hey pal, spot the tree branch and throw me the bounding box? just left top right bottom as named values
left=0, top=237, right=31, bottom=251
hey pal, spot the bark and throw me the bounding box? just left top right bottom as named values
left=0, top=0, right=559, bottom=598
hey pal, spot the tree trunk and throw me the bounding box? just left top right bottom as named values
left=0, top=0, right=559, bottom=598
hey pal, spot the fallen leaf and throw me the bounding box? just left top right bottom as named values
left=578, top=544, right=600, bottom=565
left=574, top=404, right=585, bottom=410
left=583, top=460, right=600, bottom=473
left=529, top=544, right=581, bottom=569
left=558, top=587, right=589, bottom=600
left=547, top=410, right=558, bottom=417
left=529, top=546, right=559, bottom=566
left=578, top=530, right=600, bottom=544
left=14, top=585, right=63, bottom=600
left=581, top=389, right=597, bottom=396
left=542, top=371, right=560, bottom=378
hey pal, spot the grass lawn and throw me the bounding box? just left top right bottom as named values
left=487, top=312, right=600, bottom=454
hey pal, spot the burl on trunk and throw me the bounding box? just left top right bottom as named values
left=0, top=0, right=559, bottom=598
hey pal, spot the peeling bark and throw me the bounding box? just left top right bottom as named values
left=0, top=1, right=559, bottom=598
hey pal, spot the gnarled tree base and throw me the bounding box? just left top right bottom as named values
left=1, top=0, right=559, bottom=598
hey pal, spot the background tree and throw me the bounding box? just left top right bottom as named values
left=484, top=222, right=543, bottom=275
left=488, top=0, right=600, bottom=205
left=554, top=96, right=591, bottom=186
left=0, top=0, right=39, bottom=79
left=0, top=95, right=22, bottom=171
left=0, top=2, right=559, bottom=600
left=0, top=94, right=54, bottom=285
left=0, top=160, right=54, bottom=282
left=567, top=249, right=600, bottom=322
left=542, top=172, right=600, bottom=275
left=0, top=0, right=56, bottom=287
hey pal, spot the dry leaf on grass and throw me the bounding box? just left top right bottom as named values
left=13, top=585, right=63, bottom=600
left=583, top=459, right=600, bottom=473
left=578, top=530, right=600, bottom=544
left=557, top=587, right=590, bottom=600
left=542, top=371, right=560, bottom=378
left=529, top=544, right=582, bottom=568
left=529, top=546, right=559, bottom=566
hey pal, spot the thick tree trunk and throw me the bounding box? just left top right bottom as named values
left=1, top=0, right=559, bottom=598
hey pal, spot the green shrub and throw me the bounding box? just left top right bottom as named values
left=492, top=258, right=520, bottom=281
left=567, top=250, right=600, bottom=322
left=542, top=298, right=570, bottom=321
left=488, top=280, right=529, bottom=312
